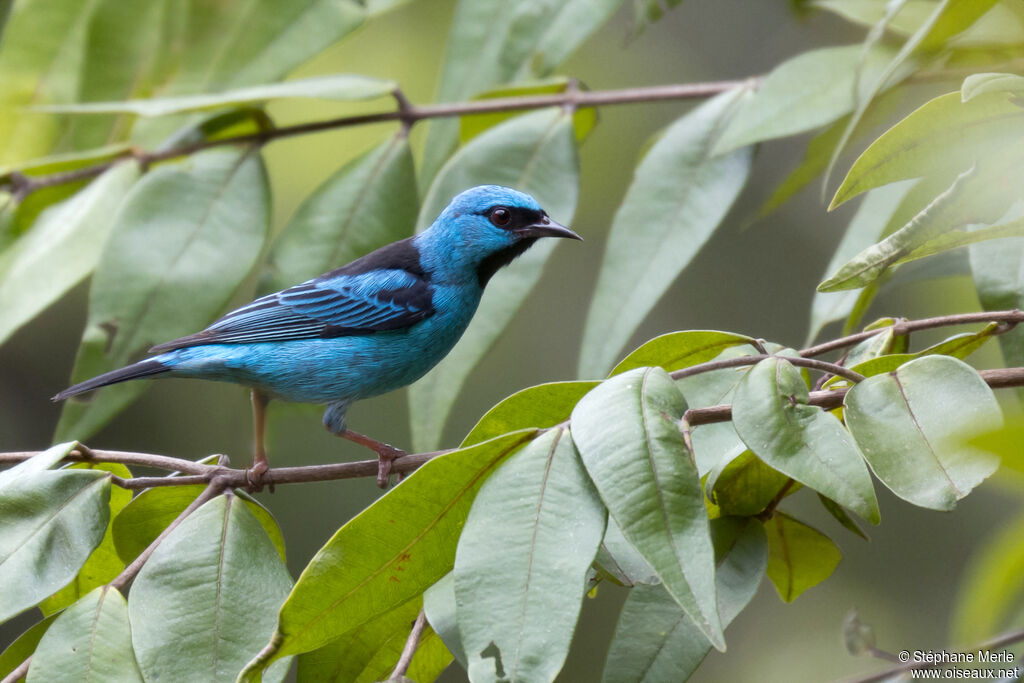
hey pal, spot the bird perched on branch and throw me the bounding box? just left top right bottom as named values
left=53, top=185, right=581, bottom=489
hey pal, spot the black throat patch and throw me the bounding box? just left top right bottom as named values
left=476, top=238, right=538, bottom=287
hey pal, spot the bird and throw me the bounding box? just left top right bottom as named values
left=53, top=185, right=581, bottom=489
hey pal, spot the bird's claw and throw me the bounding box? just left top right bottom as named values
left=376, top=445, right=405, bottom=489
left=245, top=460, right=272, bottom=493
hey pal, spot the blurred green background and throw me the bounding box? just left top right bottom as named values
left=1, top=1, right=1018, bottom=681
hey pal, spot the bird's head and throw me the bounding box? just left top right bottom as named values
left=418, top=185, right=581, bottom=287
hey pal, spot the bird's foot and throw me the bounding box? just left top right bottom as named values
left=245, top=459, right=273, bottom=493
left=374, top=444, right=406, bottom=489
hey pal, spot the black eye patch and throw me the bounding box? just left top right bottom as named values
left=481, top=206, right=545, bottom=231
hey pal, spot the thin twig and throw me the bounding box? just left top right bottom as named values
left=0, top=658, right=29, bottom=683
left=671, top=354, right=866, bottom=384
left=839, top=625, right=1024, bottom=683
left=390, top=609, right=429, bottom=681
left=2, top=78, right=758, bottom=198
left=0, top=446, right=211, bottom=474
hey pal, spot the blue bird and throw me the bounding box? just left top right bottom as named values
left=53, top=185, right=581, bottom=489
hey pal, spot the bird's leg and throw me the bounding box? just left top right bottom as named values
left=339, top=429, right=406, bottom=489
left=247, top=389, right=272, bottom=492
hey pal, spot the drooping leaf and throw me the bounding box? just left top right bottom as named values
left=455, top=428, right=606, bottom=683
left=55, top=146, right=270, bottom=441
left=38, top=462, right=132, bottom=615
left=844, top=355, right=1002, bottom=510
left=571, top=367, right=724, bottom=650
left=715, top=43, right=897, bottom=154
left=0, top=468, right=110, bottom=623
left=409, top=108, right=579, bottom=451
left=818, top=493, right=870, bottom=541
left=808, top=180, right=916, bottom=343
left=241, top=431, right=536, bottom=677
left=611, top=330, right=757, bottom=376
left=765, top=512, right=842, bottom=602
left=830, top=90, right=1024, bottom=209
left=579, top=88, right=753, bottom=378
left=899, top=215, right=1024, bottom=264
left=732, top=357, right=880, bottom=523
left=128, top=493, right=292, bottom=683
left=602, top=517, right=767, bottom=683
left=461, top=380, right=598, bottom=447
left=423, top=573, right=467, bottom=668
left=27, top=587, right=143, bottom=683
left=40, top=74, right=395, bottom=117
left=420, top=0, right=622, bottom=182
left=267, top=133, right=417, bottom=291
left=0, top=162, right=139, bottom=347
left=112, top=484, right=286, bottom=565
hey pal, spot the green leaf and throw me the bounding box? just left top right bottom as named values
left=971, top=236, right=1024, bottom=398
left=952, top=511, right=1024, bottom=643
left=0, top=468, right=110, bottom=622
left=594, top=517, right=660, bottom=588
left=0, top=615, right=56, bottom=682
left=830, top=91, right=1024, bottom=209
left=571, top=367, right=724, bottom=650
left=420, top=0, right=621, bottom=182
left=113, top=484, right=286, bottom=565
left=579, top=88, right=754, bottom=378
left=705, top=450, right=792, bottom=517
left=732, top=357, right=880, bottom=523
left=962, top=72, right=1024, bottom=102
left=297, top=596, right=453, bottom=683
left=455, top=428, right=606, bottom=683
left=0, top=143, right=132, bottom=177
left=765, top=513, right=842, bottom=602
left=715, top=44, right=897, bottom=154
left=242, top=431, right=536, bottom=675
left=844, top=355, right=1002, bottom=510
left=611, top=330, right=757, bottom=376
left=267, top=134, right=417, bottom=291
left=820, top=166, right=980, bottom=291
left=0, top=442, right=78, bottom=486
left=899, top=216, right=1024, bottom=264
left=461, top=380, right=598, bottom=447
left=27, top=587, right=143, bottom=682
left=816, top=0, right=1017, bottom=45
left=818, top=493, right=870, bottom=541
left=808, top=180, right=916, bottom=343
left=38, top=462, right=132, bottom=615
left=602, top=517, right=767, bottom=683
left=129, top=493, right=292, bottom=683
left=55, top=146, right=270, bottom=441
left=459, top=78, right=597, bottom=144
left=40, top=74, right=395, bottom=117
left=409, top=108, right=580, bottom=451
left=423, top=573, right=467, bottom=667
left=0, top=162, right=139, bottom=347
left=0, top=0, right=96, bottom=165
left=823, top=0, right=999, bottom=193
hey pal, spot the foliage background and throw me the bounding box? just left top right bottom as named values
left=0, top=1, right=1015, bottom=681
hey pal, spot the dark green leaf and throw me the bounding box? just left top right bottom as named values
left=818, top=494, right=870, bottom=541
left=602, top=517, right=766, bottom=683
left=732, top=357, right=880, bottom=523
left=0, top=162, right=139, bottom=347
left=0, top=469, right=110, bottom=622
left=579, top=89, right=753, bottom=377
left=459, top=78, right=597, bottom=143
left=844, top=355, right=1002, bottom=510
left=0, top=616, right=55, bottom=681
left=409, top=108, right=579, bottom=451
left=27, top=587, right=142, bottom=682
left=461, top=380, right=598, bottom=447
left=455, top=428, right=606, bottom=682
left=242, top=431, right=536, bottom=675
left=55, top=147, right=270, bottom=441
left=611, top=330, right=757, bottom=376
left=765, top=512, right=841, bottom=602
left=267, top=133, right=417, bottom=291
left=129, top=493, right=292, bottom=683
left=39, top=462, right=132, bottom=615
left=705, top=449, right=791, bottom=517
left=571, top=367, right=724, bottom=650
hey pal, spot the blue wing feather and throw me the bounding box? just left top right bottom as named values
left=150, top=267, right=434, bottom=352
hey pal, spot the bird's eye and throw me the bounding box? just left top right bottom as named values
left=489, top=207, right=512, bottom=227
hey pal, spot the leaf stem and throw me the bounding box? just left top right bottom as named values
left=389, top=609, right=428, bottom=681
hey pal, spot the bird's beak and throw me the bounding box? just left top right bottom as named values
left=516, top=217, right=583, bottom=241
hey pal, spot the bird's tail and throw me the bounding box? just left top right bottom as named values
left=52, top=359, right=169, bottom=402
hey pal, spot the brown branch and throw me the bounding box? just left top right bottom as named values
left=0, top=446, right=211, bottom=474
left=671, top=354, right=866, bottom=383
left=390, top=609, right=429, bottom=681
left=3, top=78, right=758, bottom=198
left=839, top=625, right=1024, bottom=683
left=0, top=658, right=29, bottom=683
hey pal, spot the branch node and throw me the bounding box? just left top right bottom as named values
left=392, top=88, right=416, bottom=135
